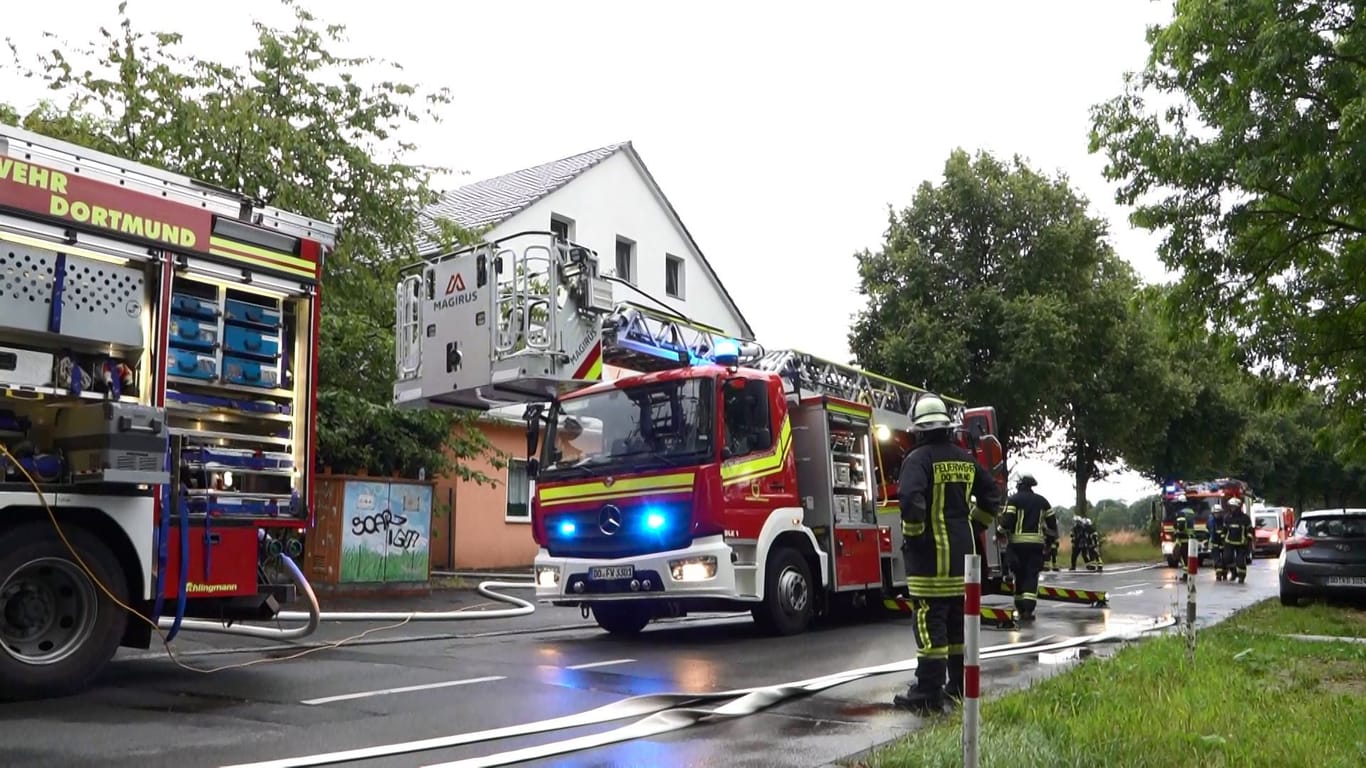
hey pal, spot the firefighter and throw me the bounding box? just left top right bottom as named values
left=893, top=394, right=1003, bottom=715
left=1044, top=529, right=1061, bottom=572
left=1174, top=505, right=1195, bottom=581
left=1070, top=510, right=1098, bottom=570
left=1209, top=501, right=1228, bottom=581
left=998, top=474, right=1056, bottom=621
left=1222, top=497, right=1252, bottom=583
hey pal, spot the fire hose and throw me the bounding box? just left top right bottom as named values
left=223, top=616, right=1175, bottom=768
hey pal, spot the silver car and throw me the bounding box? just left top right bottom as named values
left=1278, top=508, right=1366, bottom=606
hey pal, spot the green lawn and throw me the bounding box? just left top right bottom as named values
left=854, top=597, right=1366, bottom=768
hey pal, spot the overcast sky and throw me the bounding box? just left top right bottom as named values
left=4, top=0, right=1177, bottom=505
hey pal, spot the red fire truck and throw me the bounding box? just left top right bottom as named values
left=394, top=231, right=1010, bottom=636
left=0, top=124, right=335, bottom=698
left=1154, top=478, right=1256, bottom=567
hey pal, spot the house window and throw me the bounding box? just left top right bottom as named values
left=506, top=458, right=531, bottom=522
left=550, top=215, right=574, bottom=242
left=665, top=254, right=685, bottom=299
left=615, top=237, right=636, bottom=284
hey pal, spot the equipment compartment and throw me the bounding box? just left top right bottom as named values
left=222, top=355, right=280, bottom=389
left=224, top=298, right=281, bottom=329
left=172, top=293, right=220, bottom=320
left=171, top=349, right=218, bottom=380
left=169, top=315, right=219, bottom=352
left=51, top=401, right=170, bottom=485
left=223, top=325, right=280, bottom=360
left=182, top=446, right=293, bottom=471
left=0, top=346, right=54, bottom=387
left=0, top=243, right=147, bottom=348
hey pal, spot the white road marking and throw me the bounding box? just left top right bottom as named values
left=1114, top=583, right=1149, bottom=591
left=301, top=676, right=505, bottom=705
left=566, top=658, right=635, bottom=670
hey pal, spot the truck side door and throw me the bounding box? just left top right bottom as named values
left=719, top=377, right=797, bottom=538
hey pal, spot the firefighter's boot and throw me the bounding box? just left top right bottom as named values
left=893, top=684, right=946, bottom=715
left=944, top=654, right=965, bottom=704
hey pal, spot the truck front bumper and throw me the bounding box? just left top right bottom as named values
left=532, top=535, right=740, bottom=603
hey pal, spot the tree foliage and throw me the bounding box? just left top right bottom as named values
left=1089, top=0, right=1366, bottom=456
left=3, top=0, right=497, bottom=479
left=849, top=149, right=1109, bottom=453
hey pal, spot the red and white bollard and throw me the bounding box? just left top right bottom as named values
left=963, top=554, right=981, bottom=768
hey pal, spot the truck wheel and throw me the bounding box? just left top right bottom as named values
left=0, top=523, right=129, bottom=700
left=591, top=602, right=650, bottom=635
left=752, top=547, right=813, bottom=636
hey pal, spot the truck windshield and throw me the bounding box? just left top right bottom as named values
left=540, top=377, right=714, bottom=478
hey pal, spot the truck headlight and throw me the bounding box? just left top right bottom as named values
left=536, top=566, right=560, bottom=587
left=669, top=556, right=717, bottom=582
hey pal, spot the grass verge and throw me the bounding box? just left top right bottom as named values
left=1054, top=529, right=1160, bottom=565
left=854, top=597, right=1366, bottom=768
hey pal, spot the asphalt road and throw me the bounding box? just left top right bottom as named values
left=0, top=559, right=1278, bottom=768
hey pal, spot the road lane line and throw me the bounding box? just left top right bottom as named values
left=1114, top=583, right=1149, bottom=591
left=566, top=658, right=635, bottom=670
left=301, top=676, right=505, bottom=705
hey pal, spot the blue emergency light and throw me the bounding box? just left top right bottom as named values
left=712, top=338, right=741, bottom=367
left=645, top=512, right=666, bottom=531
left=559, top=520, right=577, bottom=536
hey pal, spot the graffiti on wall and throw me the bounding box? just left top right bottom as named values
left=340, top=480, right=432, bottom=583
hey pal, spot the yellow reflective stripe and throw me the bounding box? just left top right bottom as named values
left=907, top=576, right=965, bottom=597
left=721, top=416, right=792, bottom=485
left=971, top=505, right=994, bottom=527
left=826, top=401, right=871, bottom=419
left=209, top=236, right=313, bottom=269
left=947, top=643, right=964, bottom=655
left=539, top=472, right=695, bottom=503
left=1011, top=533, right=1045, bottom=544
left=903, top=521, right=925, bottom=537
left=932, top=475, right=949, bottom=578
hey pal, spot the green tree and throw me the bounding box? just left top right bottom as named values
left=849, top=149, right=1109, bottom=453
left=1089, top=0, right=1366, bottom=456
left=1116, top=284, right=1251, bottom=483
left=1055, top=253, right=1176, bottom=514
left=4, top=0, right=497, bottom=479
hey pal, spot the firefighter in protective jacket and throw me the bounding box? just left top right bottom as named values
left=998, top=474, right=1056, bottom=621
left=893, top=394, right=1002, bottom=714
left=1221, top=498, right=1252, bottom=583
left=1174, top=506, right=1195, bottom=581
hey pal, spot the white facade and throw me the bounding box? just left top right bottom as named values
left=483, top=149, right=751, bottom=340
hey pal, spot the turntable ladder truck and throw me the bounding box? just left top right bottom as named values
left=0, top=123, right=336, bottom=699
left=393, top=230, right=1011, bottom=636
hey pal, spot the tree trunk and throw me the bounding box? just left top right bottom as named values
left=1074, top=443, right=1091, bottom=520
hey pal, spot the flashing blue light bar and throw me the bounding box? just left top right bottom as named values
left=559, top=521, right=577, bottom=536
left=711, top=338, right=741, bottom=367
left=645, top=512, right=666, bottom=531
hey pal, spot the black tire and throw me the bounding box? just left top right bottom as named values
left=752, top=546, right=814, bottom=636
left=1279, top=591, right=1300, bottom=607
left=591, top=602, right=651, bottom=635
left=0, top=522, right=129, bottom=700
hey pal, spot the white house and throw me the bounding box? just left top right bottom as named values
left=411, top=142, right=757, bottom=570
left=415, top=142, right=754, bottom=341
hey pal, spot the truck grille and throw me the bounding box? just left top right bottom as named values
left=543, top=499, right=691, bottom=559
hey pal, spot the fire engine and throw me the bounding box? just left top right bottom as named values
left=0, top=124, right=334, bottom=698
left=393, top=231, right=1010, bottom=635
left=1152, top=478, right=1256, bottom=567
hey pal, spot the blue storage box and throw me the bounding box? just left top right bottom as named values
left=172, top=293, right=219, bottom=320
left=222, top=355, right=279, bottom=389
left=223, top=325, right=280, bottom=359
left=171, top=350, right=217, bottom=380
left=169, top=315, right=218, bottom=351
left=224, top=298, right=281, bottom=329
left=189, top=495, right=293, bottom=517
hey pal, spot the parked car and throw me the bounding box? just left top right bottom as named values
left=1254, top=511, right=1287, bottom=557
left=1278, top=508, right=1366, bottom=607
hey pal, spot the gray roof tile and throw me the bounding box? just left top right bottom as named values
left=416, top=143, right=625, bottom=253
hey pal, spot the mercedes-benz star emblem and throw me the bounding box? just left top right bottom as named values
left=599, top=504, right=623, bottom=536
